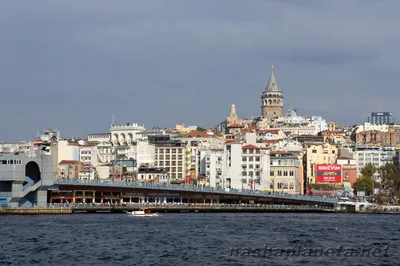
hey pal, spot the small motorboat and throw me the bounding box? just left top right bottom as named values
left=128, top=208, right=160, bottom=217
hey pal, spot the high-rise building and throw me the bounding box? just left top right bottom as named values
left=367, top=112, right=395, bottom=125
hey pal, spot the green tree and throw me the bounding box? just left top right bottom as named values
left=378, top=163, right=400, bottom=197
left=355, top=176, right=378, bottom=196
left=360, top=163, right=376, bottom=178
left=94, top=169, right=100, bottom=180
left=196, top=126, right=207, bottom=132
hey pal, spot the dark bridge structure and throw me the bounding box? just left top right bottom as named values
left=51, top=179, right=338, bottom=206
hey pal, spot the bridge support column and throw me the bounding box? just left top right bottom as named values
left=180, top=197, right=182, bottom=204
left=163, top=197, right=167, bottom=204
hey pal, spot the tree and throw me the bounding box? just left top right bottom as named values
left=94, top=169, right=100, bottom=180
left=377, top=163, right=400, bottom=197
left=360, top=163, right=376, bottom=178
left=196, top=126, right=207, bottom=132
left=355, top=176, right=378, bottom=196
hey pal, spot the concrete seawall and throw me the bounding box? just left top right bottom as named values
left=0, top=207, right=72, bottom=215
left=72, top=206, right=335, bottom=214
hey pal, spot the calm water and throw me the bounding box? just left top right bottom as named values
left=0, top=213, right=399, bottom=266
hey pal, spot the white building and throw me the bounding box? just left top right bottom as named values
left=95, top=142, right=115, bottom=164
left=79, top=146, right=96, bottom=166
left=179, top=132, right=225, bottom=180
left=355, top=146, right=394, bottom=178
left=272, top=108, right=328, bottom=135
left=135, top=141, right=156, bottom=167
left=199, top=150, right=226, bottom=188
left=226, top=143, right=270, bottom=190
left=110, top=123, right=145, bottom=146
left=356, top=123, right=390, bottom=133
left=88, top=133, right=111, bottom=143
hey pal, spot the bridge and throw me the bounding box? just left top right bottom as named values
left=52, top=179, right=338, bottom=206
left=1, top=151, right=339, bottom=207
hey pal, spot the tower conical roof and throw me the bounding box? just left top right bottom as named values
left=229, top=104, right=237, bottom=117
left=265, top=65, right=280, bottom=92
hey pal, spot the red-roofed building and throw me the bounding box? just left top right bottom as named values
left=226, top=123, right=244, bottom=135
left=184, top=131, right=210, bottom=138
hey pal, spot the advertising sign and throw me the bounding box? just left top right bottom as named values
left=316, top=164, right=342, bottom=183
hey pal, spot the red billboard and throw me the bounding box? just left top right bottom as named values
left=316, top=164, right=342, bottom=183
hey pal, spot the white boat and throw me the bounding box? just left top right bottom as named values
left=128, top=208, right=160, bottom=217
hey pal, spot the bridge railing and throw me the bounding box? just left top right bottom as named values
left=54, top=179, right=338, bottom=203
left=20, top=202, right=334, bottom=210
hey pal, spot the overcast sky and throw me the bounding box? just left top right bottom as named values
left=1, top=0, right=399, bottom=141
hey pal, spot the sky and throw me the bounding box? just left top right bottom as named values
left=1, top=0, right=400, bottom=142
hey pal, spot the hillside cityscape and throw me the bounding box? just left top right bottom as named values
left=1, top=66, right=400, bottom=203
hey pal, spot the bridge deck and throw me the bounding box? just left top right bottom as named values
left=54, top=179, right=338, bottom=204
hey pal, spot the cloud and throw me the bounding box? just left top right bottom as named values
left=0, top=0, right=399, bottom=141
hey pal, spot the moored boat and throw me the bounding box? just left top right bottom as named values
left=128, top=208, right=160, bottom=217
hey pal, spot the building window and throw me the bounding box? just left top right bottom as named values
left=283, top=171, right=288, bottom=176
left=270, top=171, right=274, bottom=176
left=312, top=150, right=317, bottom=153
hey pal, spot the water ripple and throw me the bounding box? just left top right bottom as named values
left=0, top=213, right=399, bottom=265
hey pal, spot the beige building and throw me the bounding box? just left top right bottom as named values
left=305, top=142, right=338, bottom=184
left=268, top=151, right=300, bottom=194
left=154, top=140, right=186, bottom=183
left=261, top=65, right=284, bottom=119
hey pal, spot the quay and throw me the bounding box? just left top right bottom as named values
left=1, top=203, right=399, bottom=215
left=70, top=203, right=335, bottom=213
left=0, top=207, right=72, bottom=215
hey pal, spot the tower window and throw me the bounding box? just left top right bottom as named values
left=272, top=83, right=275, bottom=86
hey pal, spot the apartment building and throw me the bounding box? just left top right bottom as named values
left=305, top=142, right=338, bottom=184
left=355, top=146, right=394, bottom=178
left=226, top=143, right=270, bottom=190
left=269, top=151, right=300, bottom=194
left=153, top=138, right=186, bottom=183
left=199, top=150, right=226, bottom=188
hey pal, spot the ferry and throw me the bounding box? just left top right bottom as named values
left=127, top=208, right=160, bottom=217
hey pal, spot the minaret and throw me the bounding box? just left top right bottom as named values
left=261, top=65, right=284, bottom=119
left=226, top=104, right=239, bottom=125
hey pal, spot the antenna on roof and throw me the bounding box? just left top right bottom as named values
left=112, top=114, right=115, bottom=125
